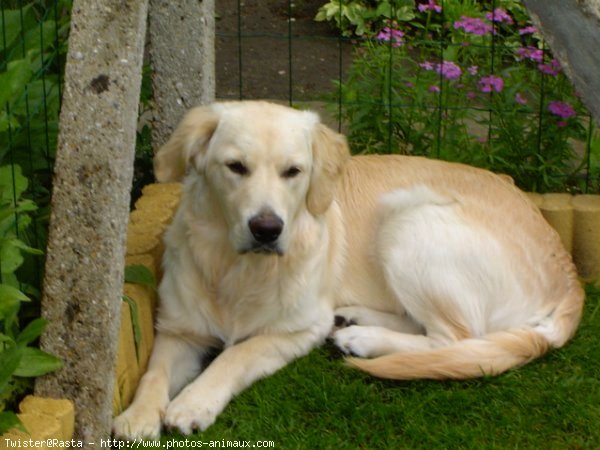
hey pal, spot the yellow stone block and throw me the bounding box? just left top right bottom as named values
left=541, top=193, right=574, bottom=253
left=129, top=206, right=176, bottom=228
left=1, top=412, right=58, bottom=449
left=115, top=301, right=140, bottom=414
left=142, top=182, right=182, bottom=198
left=126, top=233, right=161, bottom=258
left=19, top=396, right=74, bottom=441
left=135, top=191, right=181, bottom=212
left=572, top=194, right=600, bottom=281
left=525, top=192, right=544, bottom=209
left=127, top=220, right=166, bottom=241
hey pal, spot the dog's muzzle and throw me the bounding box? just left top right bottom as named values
left=246, top=211, right=284, bottom=255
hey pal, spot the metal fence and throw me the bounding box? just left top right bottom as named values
left=216, top=0, right=599, bottom=194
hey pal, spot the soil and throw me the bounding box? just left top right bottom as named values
left=215, top=0, right=354, bottom=101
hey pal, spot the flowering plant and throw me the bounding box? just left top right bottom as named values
left=331, top=0, right=596, bottom=192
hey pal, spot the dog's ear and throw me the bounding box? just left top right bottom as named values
left=307, top=123, right=351, bottom=216
left=154, top=106, right=220, bottom=182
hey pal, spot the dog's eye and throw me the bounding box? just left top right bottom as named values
left=282, top=166, right=301, bottom=179
left=226, top=161, right=249, bottom=176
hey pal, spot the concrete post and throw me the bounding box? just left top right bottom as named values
left=148, top=0, right=216, bottom=150
left=522, top=0, right=600, bottom=123
left=35, top=0, right=149, bottom=444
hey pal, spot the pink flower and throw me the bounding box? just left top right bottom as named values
left=538, top=59, right=561, bottom=76
left=468, top=65, right=479, bottom=75
left=376, top=27, right=405, bottom=47
left=519, top=25, right=538, bottom=35
left=479, top=75, right=504, bottom=93
left=466, top=91, right=477, bottom=100
left=516, top=46, right=544, bottom=62
left=454, top=16, right=493, bottom=35
left=485, top=8, right=513, bottom=24
left=418, top=0, right=442, bottom=13
left=515, top=93, right=527, bottom=105
left=429, top=85, right=440, bottom=93
left=421, top=60, right=462, bottom=80
left=548, top=101, right=576, bottom=119
left=436, top=61, right=462, bottom=80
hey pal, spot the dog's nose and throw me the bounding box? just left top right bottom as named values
left=248, top=213, right=284, bottom=243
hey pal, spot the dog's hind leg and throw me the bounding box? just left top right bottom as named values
left=333, top=306, right=423, bottom=334
left=332, top=186, right=489, bottom=359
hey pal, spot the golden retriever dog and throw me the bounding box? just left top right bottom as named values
left=113, top=101, right=584, bottom=439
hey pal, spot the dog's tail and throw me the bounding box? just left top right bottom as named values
left=347, top=279, right=584, bottom=380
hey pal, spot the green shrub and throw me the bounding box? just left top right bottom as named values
left=327, top=0, right=598, bottom=192
left=0, top=1, right=71, bottom=433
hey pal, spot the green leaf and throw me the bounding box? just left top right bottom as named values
left=0, top=239, right=25, bottom=275
left=23, top=20, right=57, bottom=64
left=122, top=295, right=142, bottom=361
left=0, top=6, right=33, bottom=52
left=16, top=318, right=47, bottom=346
left=0, top=165, right=28, bottom=204
left=0, top=284, right=29, bottom=319
left=0, top=411, right=24, bottom=435
left=0, top=59, right=33, bottom=109
left=9, top=238, right=43, bottom=256
left=0, top=345, right=22, bottom=392
left=124, top=264, right=156, bottom=290
left=13, top=347, right=63, bottom=377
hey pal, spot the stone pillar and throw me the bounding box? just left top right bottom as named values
left=148, top=0, right=216, bottom=149
left=35, top=0, right=149, bottom=444
left=522, top=0, right=600, bottom=122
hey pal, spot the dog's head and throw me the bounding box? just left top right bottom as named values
left=154, top=101, right=350, bottom=255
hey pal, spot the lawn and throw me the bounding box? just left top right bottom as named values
left=165, top=285, right=600, bottom=449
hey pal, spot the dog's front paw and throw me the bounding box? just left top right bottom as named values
left=113, top=405, right=162, bottom=441
left=332, top=325, right=381, bottom=358
left=164, top=390, right=225, bottom=435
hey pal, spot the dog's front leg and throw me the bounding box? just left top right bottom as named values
left=164, top=327, right=325, bottom=434
left=112, top=332, right=206, bottom=440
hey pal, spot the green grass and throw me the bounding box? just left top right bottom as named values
left=165, top=285, right=600, bottom=449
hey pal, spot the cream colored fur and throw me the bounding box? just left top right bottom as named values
left=113, top=101, right=584, bottom=439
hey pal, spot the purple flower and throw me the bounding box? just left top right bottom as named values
left=516, top=46, right=544, bottom=62
left=376, top=27, right=405, bottom=47
left=479, top=75, right=504, bottom=93
left=429, top=85, right=440, bottom=93
left=421, top=60, right=462, bottom=80
left=548, top=101, right=576, bottom=119
left=418, top=0, right=442, bottom=13
left=454, top=16, right=493, bottom=35
left=436, top=61, right=462, bottom=80
left=466, top=91, right=477, bottom=100
left=485, top=8, right=513, bottom=24
left=519, top=25, right=538, bottom=35
left=419, top=61, right=434, bottom=70
left=515, top=93, right=527, bottom=105
left=468, top=65, right=479, bottom=75
left=538, top=59, right=561, bottom=76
